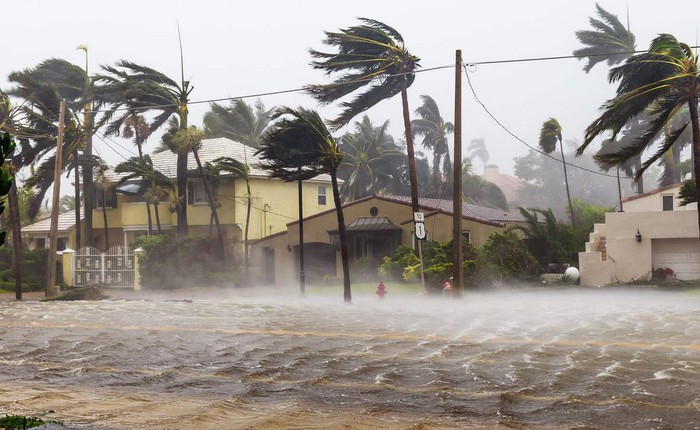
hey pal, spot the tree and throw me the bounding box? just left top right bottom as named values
left=411, top=95, right=453, bottom=197
left=468, top=138, right=490, bottom=173
left=539, top=118, right=575, bottom=229
left=577, top=34, right=700, bottom=234
left=0, top=133, right=16, bottom=296
left=307, top=18, right=422, bottom=214
left=337, top=115, right=403, bottom=201
left=213, top=155, right=252, bottom=281
left=573, top=3, right=636, bottom=73
left=94, top=162, right=111, bottom=251
left=203, top=98, right=273, bottom=146
left=172, top=126, right=224, bottom=257
left=258, top=107, right=351, bottom=302
left=97, top=60, right=193, bottom=235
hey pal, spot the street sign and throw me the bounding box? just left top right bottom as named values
left=413, top=212, right=424, bottom=222
left=415, top=222, right=426, bottom=240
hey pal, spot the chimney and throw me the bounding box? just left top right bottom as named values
left=483, top=165, right=499, bottom=181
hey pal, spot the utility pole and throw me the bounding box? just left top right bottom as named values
left=297, top=171, right=305, bottom=297
left=47, top=100, right=65, bottom=297
left=452, top=50, right=464, bottom=298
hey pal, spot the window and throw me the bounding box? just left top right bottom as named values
left=462, top=231, right=471, bottom=244
left=662, top=194, right=674, bottom=211
left=188, top=180, right=207, bottom=205
left=36, top=238, right=46, bottom=249
left=95, top=188, right=117, bottom=208
left=318, top=186, right=327, bottom=205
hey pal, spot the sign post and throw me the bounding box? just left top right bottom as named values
left=414, top=212, right=426, bottom=292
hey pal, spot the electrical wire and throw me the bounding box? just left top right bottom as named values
left=462, top=64, right=619, bottom=179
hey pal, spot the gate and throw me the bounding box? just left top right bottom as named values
left=74, top=246, right=135, bottom=288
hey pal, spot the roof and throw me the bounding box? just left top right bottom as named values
left=22, top=210, right=82, bottom=234
left=105, top=137, right=336, bottom=184
left=344, top=217, right=402, bottom=232
left=288, top=194, right=526, bottom=228
left=482, top=166, right=527, bottom=203
left=621, top=183, right=681, bottom=203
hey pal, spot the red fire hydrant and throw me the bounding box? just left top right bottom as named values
left=376, top=281, right=387, bottom=299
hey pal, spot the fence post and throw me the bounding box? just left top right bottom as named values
left=133, top=247, right=145, bottom=291
left=61, top=248, right=75, bottom=287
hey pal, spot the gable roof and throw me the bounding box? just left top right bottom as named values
left=289, top=194, right=526, bottom=228
left=106, top=137, right=335, bottom=184
left=22, top=210, right=82, bottom=234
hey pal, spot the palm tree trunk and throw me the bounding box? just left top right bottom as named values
left=400, top=77, right=420, bottom=216
left=244, top=180, right=252, bottom=283
left=193, top=149, right=224, bottom=257
left=83, top=132, right=94, bottom=247
left=176, top=153, right=188, bottom=235
left=73, top=156, right=81, bottom=249
left=297, top=174, right=305, bottom=296
left=331, top=170, right=351, bottom=303
left=559, top=140, right=576, bottom=230
left=687, top=97, right=700, bottom=237
left=145, top=201, right=153, bottom=235
left=101, top=190, right=109, bottom=251
left=8, top=180, right=22, bottom=300
left=154, top=203, right=162, bottom=234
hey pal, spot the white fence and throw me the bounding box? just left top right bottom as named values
left=72, top=246, right=135, bottom=288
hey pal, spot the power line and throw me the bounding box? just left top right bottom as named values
left=462, top=64, right=619, bottom=179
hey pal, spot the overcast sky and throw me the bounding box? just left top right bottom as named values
left=3, top=0, right=699, bottom=181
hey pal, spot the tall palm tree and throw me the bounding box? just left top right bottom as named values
left=573, top=3, right=636, bottom=73
left=539, top=118, right=576, bottom=229
left=577, top=34, right=700, bottom=233
left=203, top=98, right=273, bottom=146
left=97, top=60, right=193, bottom=235
left=258, top=107, right=351, bottom=302
left=213, top=156, right=252, bottom=280
left=307, top=18, right=422, bottom=214
left=337, top=115, right=403, bottom=201
left=94, top=162, right=111, bottom=251
left=468, top=138, right=490, bottom=173
left=411, top=95, right=453, bottom=197
left=172, top=126, right=225, bottom=256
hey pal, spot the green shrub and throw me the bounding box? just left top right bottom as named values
left=350, top=256, right=379, bottom=282
left=378, top=245, right=419, bottom=281
left=480, top=231, right=540, bottom=281
left=137, top=234, right=239, bottom=289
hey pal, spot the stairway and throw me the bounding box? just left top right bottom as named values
left=596, top=236, right=607, bottom=261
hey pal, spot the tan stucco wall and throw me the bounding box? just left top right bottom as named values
left=622, top=185, right=697, bottom=212
left=579, top=210, right=699, bottom=286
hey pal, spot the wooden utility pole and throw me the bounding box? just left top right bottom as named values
left=452, top=50, right=464, bottom=298
left=47, top=100, right=65, bottom=297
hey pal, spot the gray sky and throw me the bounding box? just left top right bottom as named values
left=3, top=0, right=699, bottom=181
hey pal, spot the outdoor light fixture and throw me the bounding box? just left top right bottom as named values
left=635, top=229, right=642, bottom=242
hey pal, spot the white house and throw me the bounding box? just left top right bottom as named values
left=579, top=183, right=700, bottom=286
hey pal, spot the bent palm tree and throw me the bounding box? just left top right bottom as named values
left=97, top=60, right=193, bottom=235
left=539, top=118, right=575, bottom=229
left=411, top=95, right=453, bottom=197
left=203, top=99, right=273, bottom=146
left=468, top=138, right=490, bottom=173
left=258, top=107, right=351, bottom=302
left=577, top=34, right=700, bottom=233
left=307, top=18, right=422, bottom=213
left=337, top=115, right=403, bottom=201
left=573, top=3, right=636, bottom=73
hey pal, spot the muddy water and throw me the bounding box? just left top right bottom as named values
left=0, top=288, right=698, bottom=429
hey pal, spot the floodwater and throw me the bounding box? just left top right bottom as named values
left=0, top=287, right=699, bottom=429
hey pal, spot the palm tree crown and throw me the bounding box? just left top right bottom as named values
left=412, top=95, right=453, bottom=197
left=573, top=3, right=636, bottom=73
left=203, top=99, right=272, bottom=147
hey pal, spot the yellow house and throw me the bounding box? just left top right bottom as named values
left=32, top=137, right=336, bottom=253
left=250, top=194, right=529, bottom=285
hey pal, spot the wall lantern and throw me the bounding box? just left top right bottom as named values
left=635, top=229, right=642, bottom=242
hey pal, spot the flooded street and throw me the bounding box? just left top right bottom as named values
left=0, top=288, right=699, bottom=429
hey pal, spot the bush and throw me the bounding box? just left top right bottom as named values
left=136, top=234, right=239, bottom=289
left=480, top=231, right=540, bottom=281
left=350, top=256, right=379, bottom=282
left=378, top=245, right=419, bottom=281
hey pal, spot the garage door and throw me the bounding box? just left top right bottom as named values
left=652, top=239, right=700, bottom=280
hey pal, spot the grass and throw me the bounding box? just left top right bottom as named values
left=0, top=415, right=61, bottom=429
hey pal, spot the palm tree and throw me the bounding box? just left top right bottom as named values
left=539, top=118, right=576, bottom=229
left=172, top=126, right=225, bottom=256
left=258, top=107, right=351, bottom=302
left=468, top=138, right=490, bottom=173
left=508, top=207, right=571, bottom=266
left=337, top=115, right=403, bottom=201
left=411, top=95, right=453, bottom=197
left=577, top=34, right=700, bottom=233
left=94, top=162, right=111, bottom=251
left=114, top=155, right=173, bottom=234
left=307, top=18, right=422, bottom=214
left=203, top=99, right=273, bottom=146
left=97, top=60, right=193, bottom=235
left=213, top=156, right=252, bottom=280
left=573, top=3, right=636, bottom=73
